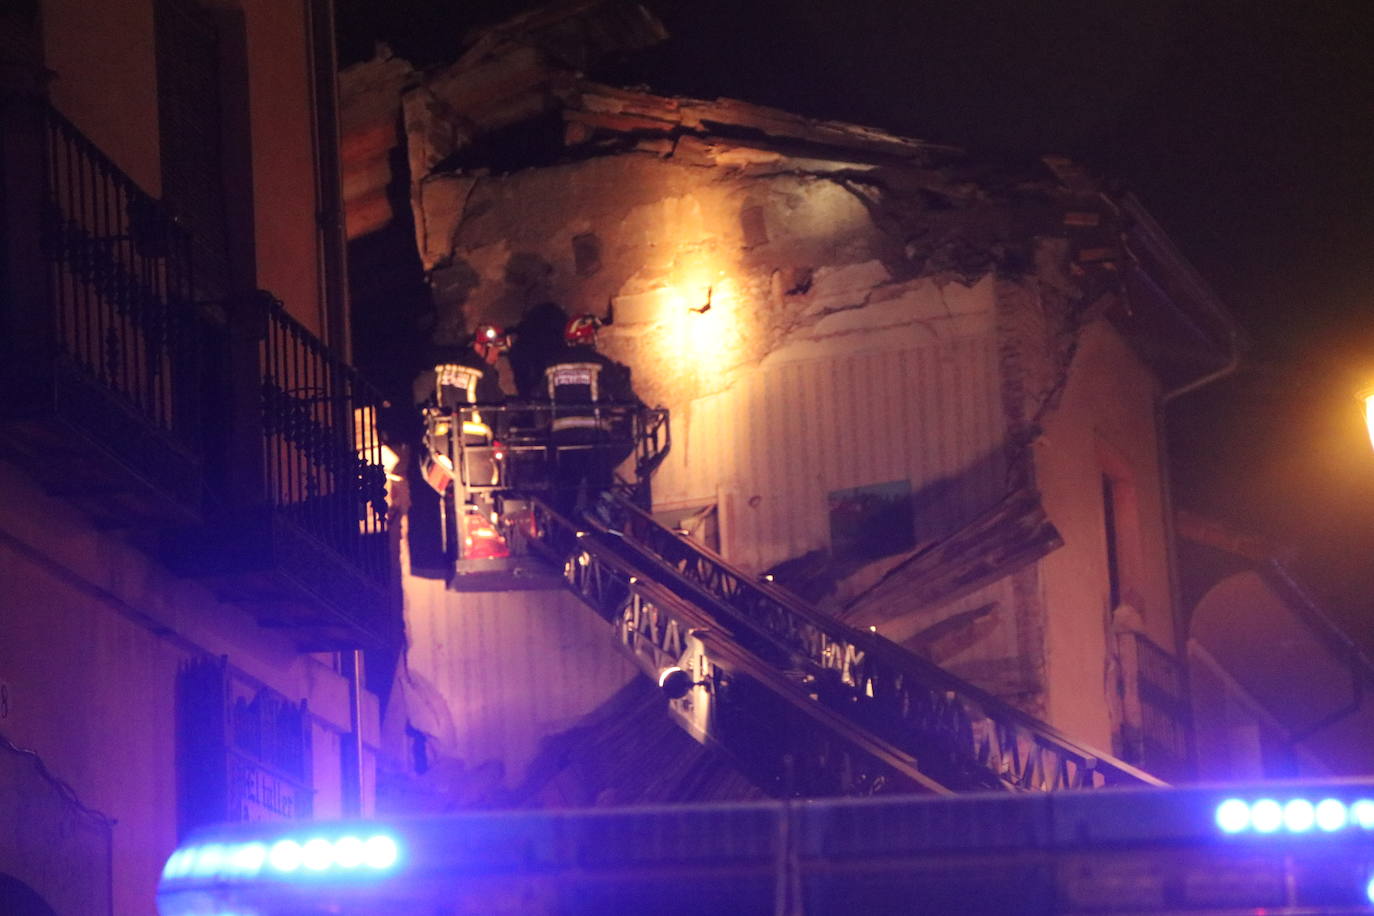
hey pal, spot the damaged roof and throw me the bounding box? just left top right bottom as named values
left=340, top=0, right=1241, bottom=380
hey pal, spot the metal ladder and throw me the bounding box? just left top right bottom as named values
left=521, top=496, right=1163, bottom=797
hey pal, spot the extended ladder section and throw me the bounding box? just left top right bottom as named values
left=518, top=497, right=1163, bottom=797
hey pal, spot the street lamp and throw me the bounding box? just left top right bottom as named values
left=1362, top=387, right=1374, bottom=453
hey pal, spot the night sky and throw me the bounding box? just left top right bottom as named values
left=337, top=0, right=1374, bottom=637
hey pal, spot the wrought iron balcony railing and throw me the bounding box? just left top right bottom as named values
left=40, top=104, right=201, bottom=442
left=0, top=97, right=204, bottom=521
left=258, top=295, right=390, bottom=597
left=3, top=97, right=394, bottom=647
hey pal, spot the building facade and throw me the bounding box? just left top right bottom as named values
left=340, top=4, right=1236, bottom=800
left=1, top=1, right=398, bottom=912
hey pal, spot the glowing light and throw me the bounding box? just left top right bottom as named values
left=658, top=666, right=685, bottom=689
left=162, top=848, right=193, bottom=879
left=1283, top=799, right=1316, bottom=833
left=334, top=836, right=366, bottom=869
left=269, top=839, right=304, bottom=873
left=1315, top=799, right=1349, bottom=832
left=1362, top=389, right=1374, bottom=454
left=1353, top=799, right=1374, bottom=829
left=363, top=835, right=399, bottom=869
left=192, top=844, right=226, bottom=877
left=301, top=837, right=334, bottom=871
left=230, top=843, right=267, bottom=876
left=1367, top=873, right=1374, bottom=905
left=380, top=444, right=400, bottom=475
left=436, top=454, right=454, bottom=471
left=1250, top=799, right=1283, bottom=833
left=1215, top=798, right=1250, bottom=834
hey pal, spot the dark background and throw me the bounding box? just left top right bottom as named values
left=337, top=0, right=1374, bottom=639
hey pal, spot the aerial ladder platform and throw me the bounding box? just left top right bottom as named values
left=431, top=401, right=1161, bottom=797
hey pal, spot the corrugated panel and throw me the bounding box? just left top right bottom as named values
left=404, top=578, right=639, bottom=786
left=656, top=332, right=1006, bottom=574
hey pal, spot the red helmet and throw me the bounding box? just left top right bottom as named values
left=473, top=323, right=509, bottom=352
left=564, top=314, right=600, bottom=345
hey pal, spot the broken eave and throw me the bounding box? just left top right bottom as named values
left=1115, top=194, right=1246, bottom=390
left=561, top=80, right=966, bottom=169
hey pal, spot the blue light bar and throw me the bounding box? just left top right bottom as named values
left=162, top=832, right=400, bottom=884
left=1215, top=797, right=1374, bottom=837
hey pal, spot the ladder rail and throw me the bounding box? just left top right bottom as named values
left=600, top=496, right=1163, bottom=791
left=522, top=500, right=953, bottom=797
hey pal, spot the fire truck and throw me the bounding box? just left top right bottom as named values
left=158, top=783, right=1374, bottom=915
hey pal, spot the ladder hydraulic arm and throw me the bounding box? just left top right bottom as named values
left=518, top=500, right=951, bottom=797
left=523, top=496, right=1162, bottom=795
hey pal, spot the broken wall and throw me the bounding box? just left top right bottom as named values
left=361, top=43, right=1191, bottom=743
left=411, top=144, right=1058, bottom=707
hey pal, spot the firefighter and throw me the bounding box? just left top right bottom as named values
left=415, top=324, right=508, bottom=411
left=415, top=324, right=510, bottom=495
left=541, top=313, right=638, bottom=522
left=410, top=324, right=514, bottom=567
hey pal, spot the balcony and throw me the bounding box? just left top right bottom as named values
left=0, top=98, right=204, bottom=530
left=0, top=95, right=395, bottom=652
left=161, top=295, right=395, bottom=651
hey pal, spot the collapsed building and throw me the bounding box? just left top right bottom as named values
left=340, top=1, right=1242, bottom=805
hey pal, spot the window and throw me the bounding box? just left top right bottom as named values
left=828, top=480, right=915, bottom=565
left=1102, top=473, right=1123, bottom=609
left=178, top=656, right=312, bottom=836
left=154, top=0, right=234, bottom=298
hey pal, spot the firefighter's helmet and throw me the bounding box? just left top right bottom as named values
left=472, top=324, right=510, bottom=353
left=564, top=314, right=600, bottom=346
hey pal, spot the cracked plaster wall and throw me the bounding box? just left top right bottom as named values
left=412, top=152, right=1063, bottom=707
left=418, top=153, right=997, bottom=410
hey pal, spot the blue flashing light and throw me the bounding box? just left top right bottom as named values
left=269, top=839, right=304, bottom=873
left=162, top=848, right=193, bottom=879
left=1316, top=799, right=1348, bottom=832
left=1214, top=796, right=1374, bottom=837
left=1216, top=798, right=1250, bottom=834
left=1367, top=874, right=1374, bottom=906
left=231, top=842, right=267, bottom=876
left=302, top=837, right=334, bottom=871
left=1251, top=799, right=1283, bottom=833
left=364, top=835, right=399, bottom=870
left=192, top=844, right=226, bottom=877
left=334, top=835, right=366, bottom=869
left=1283, top=799, right=1316, bottom=833
left=161, top=832, right=402, bottom=886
